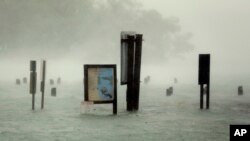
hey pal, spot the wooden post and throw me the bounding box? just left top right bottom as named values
left=30, top=61, right=37, bottom=110
left=41, top=60, right=46, bottom=109
left=23, top=77, right=27, bottom=84
left=126, top=35, right=135, bottom=111
left=50, top=79, right=54, bottom=85
left=133, top=34, right=143, bottom=110
left=238, top=86, right=243, bottom=95
left=51, top=87, right=56, bottom=96
left=16, top=79, right=21, bottom=85
left=41, top=81, right=45, bottom=109
left=198, top=54, right=210, bottom=110
left=200, top=84, right=203, bottom=109
left=57, top=77, right=61, bottom=85
left=206, top=83, right=210, bottom=109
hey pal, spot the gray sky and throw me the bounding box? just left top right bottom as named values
left=0, top=0, right=249, bottom=84
left=139, top=0, right=250, bottom=84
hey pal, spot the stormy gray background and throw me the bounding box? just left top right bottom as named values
left=142, top=0, right=250, bottom=85
left=0, top=0, right=249, bottom=86
left=0, top=1, right=250, bottom=141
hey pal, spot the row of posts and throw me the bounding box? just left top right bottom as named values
left=29, top=60, right=60, bottom=110
left=16, top=77, right=60, bottom=85
left=25, top=32, right=245, bottom=113
left=30, top=60, right=47, bottom=110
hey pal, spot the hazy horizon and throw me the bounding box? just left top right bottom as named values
left=0, top=0, right=249, bottom=86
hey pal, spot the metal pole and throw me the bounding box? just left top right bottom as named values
left=126, top=35, right=135, bottom=111
left=30, top=61, right=37, bottom=111
left=41, top=81, right=45, bottom=109
left=32, top=94, right=35, bottom=110
left=206, top=83, right=210, bottom=109
left=200, top=84, right=203, bottom=109
left=133, top=34, right=143, bottom=110
left=41, top=60, right=46, bottom=109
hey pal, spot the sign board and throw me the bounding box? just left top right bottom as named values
left=198, top=54, right=210, bottom=85
left=120, top=31, right=136, bottom=85
left=84, top=65, right=117, bottom=114
left=84, top=65, right=117, bottom=103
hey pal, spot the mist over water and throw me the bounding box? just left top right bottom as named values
left=0, top=1, right=250, bottom=141
left=0, top=0, right=196, bottom=84
left=0, top=0, right=249, bottom=95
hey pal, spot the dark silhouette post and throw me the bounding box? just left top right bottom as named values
left=238, top=86, right=243, bottom=95
left=30, top=61, right=37, bottom=110
left=50, top=79, right=54, bottom=85
left=166, top=87, right=174, bottom=96
left=198, top=54, right=210, bottom=109
left=57, top=77, right=61, bottom=85
left=51, top=87, right=56, bottom=97
left=126, top=35, right=135, bottom=111
left=16, top=79, right=21, bottom=85
left=200, top=84, right=204, bottom=109
left=23, top=77, right=27, bottom=84
left=120, top=32, right=143, bottom=112
left=40, top=60, right=46, bottom=109
left=133, top=34, right=143, bottom=110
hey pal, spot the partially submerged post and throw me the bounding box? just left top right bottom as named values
left=198, top=54, right=210, bottom=109
left=144, top=76, right=150, bottom=84
left=238, top=86, right=243, bottom=95
left=174, top=78, right=178, bottom=84
left=57, top=77, right=61, bottom=85
left=30, top=61, right=37, bottom=110
left=120, top=31, right=143, bottom=111
left=40, top=60, right=46, bottom=109
left=51, top=87, right=56, bottom=97
left=23, top=77, right=27, bottom=84
left=166, top=87, right=173, bottom=96
left=16, top=79, right=21, bottom=85
left=50, top=79, right=54, bottom=85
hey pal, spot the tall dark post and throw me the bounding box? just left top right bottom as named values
left=200, top=84, right=204, bottom=109
left=238, top=86, right=243, bottom=95
left=206, top=83, right=210, bottom=109
left=40, top=60, right=46, bottom=109
left=198, top=54, right=210, bottom=109
left=30, top=61, right=37, bottom=110
left=121, top=32, right=143, bottom=112
left=133, top=34, right=143, bottom=110
left=126, top=35, right=135, bottom=111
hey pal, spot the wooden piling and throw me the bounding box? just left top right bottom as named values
left=200, top=84, right=204, bottom=109
left=198, top=54, right=210, bottom=110
left=126, top=35, right=135, bottom=111
left=133, top=34, right=143, bottom=110
left=40, top=60, right=46, bottom=109
left=238, top=86, right=243, bottom=95
left=30, top=61, right=37, bottom=110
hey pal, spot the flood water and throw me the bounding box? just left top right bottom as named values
left=0, top=82, right=249, bottom=141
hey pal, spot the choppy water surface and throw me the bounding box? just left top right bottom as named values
left=0, top=82, right=249, bottom=141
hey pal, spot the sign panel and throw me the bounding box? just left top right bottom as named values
left=84, top=65, right=117, bottom=102
left=198, top=54, right=210, bottom=84
left=120, top=31, right=136, bottom=85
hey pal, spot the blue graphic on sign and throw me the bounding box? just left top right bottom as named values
left=97, top=68, right=113, bottom=100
